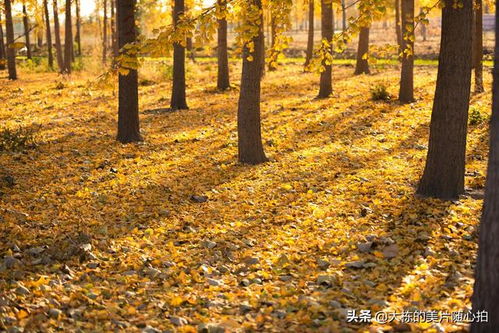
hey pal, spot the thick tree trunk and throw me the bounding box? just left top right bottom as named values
left=103, top=0, right=108, bottom=63
left=4, top=0, right=17, bottom=79
left=395, top=0, right=402, bottom=56
left=53, top=0, right=64, bottom=71
left=237, top=0, right=267, bottom=165
left=43, top=0, right=54, bottom=69
left=217, top=0, right=230, bottom=90
left=475, top=0, right=484, bottom=93
left=318, top=0, right=333, bottom=98
left=75, top=0, right=82, bottom=56
left=22, top=3, right=32, bottom=60
left=171, top=0, right=189, bottom=110
left=111, top=0, right=118, bottom=57
left=0, top=12, right=6, bottom=70
left=416, top=0, right=472, bottom=200
left=63, top=0, right=73, bottom=73
left=354, top=26, right=370, bottom=75
left=117, top=0, right=142, bottom=143
left=304, top=0, right=314, bottom=70
left=471, top=5, right=499, bottom=330
left=399, top=0, right=414, bottom=103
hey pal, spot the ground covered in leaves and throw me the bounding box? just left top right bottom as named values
left=0, top=61, right=491, bottom=332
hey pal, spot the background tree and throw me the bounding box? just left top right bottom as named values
left=111, top=0, right=118, bottom=56
left=53, top=0, right=64, bottom=71
left=43, top=0, right=54, bottom=69
left=237, top=0, right=267, bottom=164
left=395, top=0, right=402, bottom=55
left=0, top=11, right=6, bottom=70
left=4, top=0, right=17, bottom=80
left=22, top=2, right=32, bottom=60
left=217, top=0, right=230, bottom=90
left=471, top=4, right=499, bottom=329
left=417, top=0, right=473, bottom=199
left=103, top=0, right=108, bottom=63
left=75, top=0, right=82, bottom=56
left=317, top=0, right=333, bottom=98
left=399, top=0, right=414, bottom=103
left=354, top=26, right=370, bottom=75
left=474, top=0, right=484, bottom=93
left=303, top=0, right=314, bottom=70
left=117, top=0, right=142, bottom=143
left=63, top=0, right=73, bottom=73
left=170, top=0, right=189, bottom=110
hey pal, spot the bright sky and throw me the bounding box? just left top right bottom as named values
left=81, top=1, right=96, bottom=17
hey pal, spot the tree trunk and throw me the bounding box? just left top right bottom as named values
left=111, top=0, right=118, bottom=57
left=117, top=0, right=142, bottom=143
left=354, top=26, right=370, bottom=75
left=22, top=3, right=32, bottom=60
left=341, top=0, right=347, bottom=32
left=318, top=0, right=333, bottom=98
left=37, top=30, right=43, bottom=50
left=416, top=0, right=472, bottom=200
left=75, top=0, right=82, bottom=56
left=63, top=0, right=72, bottom=73
left=43, top=0, right=54, bottom=69
left=170, top=0, right=189, bottom=110
left=0, top=11, right=6, bottom=70
left=399, top=0, right=414, bottom=103
left=395, top=0, right=402, bottom=56
left=186, top=37, right=196, bottom=62
left=268, top=13, right=277, bottom=71
left=4, top=0, right=17, bottom=79
left=103, top=0, right=108, bottom=63
left=470, top=6, right=499, bottom=329
left=259, top=13, right=266, bottom=79
left=475, top=0, right=484, bottom=93
left=237, top=0, right=268, bottom=165
left=304, top=0, right=314, bottom=70
left=217, top=0, right=230, bottom=90
left=53, top=0, right=64, bottom=71
left=420, top=8, right=427, bottom=41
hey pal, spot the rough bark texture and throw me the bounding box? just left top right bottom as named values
left=399, top=0, right=414, bottom=103
left=0, top=12, right=6, bottom=70
left=416, top=0, right=472, bottom=200
left=117, top=0, right=142, bottom=143
left=354, top=26, right=370, bottom=75
left=471, top=6, right=499, bottom=330
left=22, top=3, right=32, bottom=60
left=63, top=0, right=73, bottom=73
left=237, top=0, right=267, bottom=165
left=217, top=0, right=230, bottom=90
left=318, top=0, right=333, bottom=98
left=53, top=0, right=64, bottom=71
left=170, top=0, right=189, bottom=110
left=395, top=0, right=402, bottom=56
left=75, top=0, right=82, bottom=56
left=43, top=0, right=54, bottom=69
left=474, top=0, right=484, bottom=93
left=4, top=0, right=17, bottom=80
left=103, top=0, right=108, bottom=63
left=304, top=0, right=314, bottom=70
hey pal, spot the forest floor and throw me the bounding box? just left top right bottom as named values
left=0, top=61, right=492, bottom=333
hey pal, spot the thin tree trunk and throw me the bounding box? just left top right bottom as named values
left=171, top=0, right=189, bottom=110
left=4, top=0, right=17, bottom=79
left=217, top=0, right=230, bottom=90
left=475, top=0, right=484, bottom=93
left=43, top=0, right=54, bottom=69
left=0, top=11, right=6, bottom=70
left=395, top=0, right=402, bottom=56
left=318, top=0, right=333, bottom=98
left=471, top=4, right=499, bottom=329
left=117, top=0, right=142, bottom=143
left=304, top=0, right=314, bottom=70
left=53, top=0, right=64, bottom=71
left=354, top=26, right=370, bottom=75
left=111, top=0, right=118, bottom=57
left=237, top=0, right=267, bottom=165
left=341, top=0, right=347, bottom=32
left=186, top=37, right=196, bottom=62
left=37, top=30, right=43, bottom=50
left=259, top=11, right=266, bottom=79
left=416, top=0, right=473, bottom=200
left=268, top=13, right=277, bottom=71
left=22, top=3, right=32, bottom=60
left=103, top=0, right=108, bottom=63
left=63, top=0, right=72, bottom=73
left=420, top=8, right=427, bottom=41
left=75, top=0, right=82, bottom=56
left=399, top=0, right=414, bottom=103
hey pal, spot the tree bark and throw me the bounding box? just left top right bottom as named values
left=63, top=0, right=73, bottom=73
left=341, top=0, right=347, bottom=32
left=117, top=0, right=142, bottom=143
left=4, top=0, right=17, bottom=80
left=354, top=26, right=370, bottom=75
left=395, top=0, right=402, bottom=56
left=0, top=11, right=6, bottom=70
left=217, top=0, right=230, bottom=90
left=43, top=0, right=54, bottom=69
left=416, top=0, right=472, bottom=200
left=318, top=0, right=333, bottom=98
left=471, top=5, right=499, bottom=329
left=53, top=0, right=64, bottom=71
left=399, top=0, right=414, bottom=103
left=22, top=3, right=32, bottom=60
left=111, top=0, right=118, bottom=57
left=103, top=0, right=108, bottom=63
left=237, top=0, right=267, bottom=165
left=170, top=0, right=189, bottom=110
left=304, top=0, right=314, bottom=70
left=75, top=0, right=82, bottom=56
left=474, top=0, right=484, bottom=93
left=186, top=37, right=196, bottom=62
